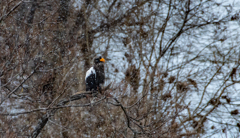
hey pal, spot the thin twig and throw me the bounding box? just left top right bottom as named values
left=0, top=0, right=23, bottom=22
left=0, top=70, right=36, bottom=105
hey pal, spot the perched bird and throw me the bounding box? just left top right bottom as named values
left=85, top=56, right=105, bottom=93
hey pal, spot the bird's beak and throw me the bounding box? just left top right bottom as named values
left=100, top=58, right=105, bottom=62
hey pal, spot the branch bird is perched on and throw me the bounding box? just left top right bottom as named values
left=85, top=56, right=105, bottom=93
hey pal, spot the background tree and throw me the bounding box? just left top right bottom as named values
left=0, top=0, right=240, bottom=137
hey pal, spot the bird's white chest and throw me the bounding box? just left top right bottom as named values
left=85, top=67, right=96, bottom=80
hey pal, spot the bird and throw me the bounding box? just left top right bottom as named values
left=85, top=56, right=105, bottom=93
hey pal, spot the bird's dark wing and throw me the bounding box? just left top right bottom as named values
left=94, top=63, right=105, bottom=86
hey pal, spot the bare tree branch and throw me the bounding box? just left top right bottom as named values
left=0, top=0, right=23, bottom=23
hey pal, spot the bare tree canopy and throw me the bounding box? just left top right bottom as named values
left=0, top=0, right=240, bottom=137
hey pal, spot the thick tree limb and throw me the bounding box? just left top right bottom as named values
left=0, top=96, right=106, bottom=116
left=31, top=91, right=98, bottom=138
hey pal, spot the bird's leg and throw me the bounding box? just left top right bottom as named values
left=97, top=86, right=102, bottom=94
left=92, top=89, right=98, bottom=97
left=90, top=90, right=98, bottom=106
left=85, top=93, right=92, bottom=106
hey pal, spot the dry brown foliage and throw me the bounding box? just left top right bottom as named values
left=0, top=0, right=240, bottom=138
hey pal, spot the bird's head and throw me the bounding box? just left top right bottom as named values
left=94, top=56, right=105, bottom=64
